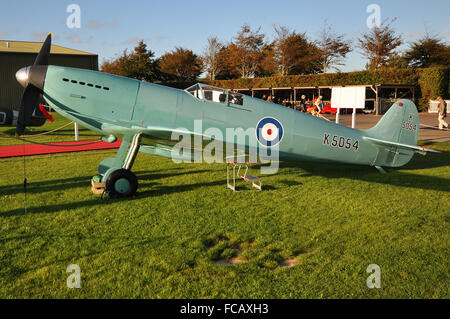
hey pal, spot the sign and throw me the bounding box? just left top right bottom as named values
left=331, top=87, right=366, bottom=109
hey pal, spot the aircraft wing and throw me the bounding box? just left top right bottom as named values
left=101, top=122, right=201, bottom=138
left=363, top=136, right=441, bottom=155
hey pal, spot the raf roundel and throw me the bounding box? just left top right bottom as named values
left=256, top=117, right=284, bottom=147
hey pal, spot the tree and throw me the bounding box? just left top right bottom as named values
left=233, top=24, right=265, bottom=78
left=357, top=19, right=402, bottom=69
left=118, top=40, right=159, bottom=81
left=257, top=42, right=277, bottom=76
left=100, top=40, right=159, bottom=82
left=202, top=37, right=223, bottom=80
left=101, top=57, right=121, bottom=75
left=272, top=25, right=321, bottom=75
left=316, top=22, right=352, bottom=73
left=214, top=44, right=241, bottom=80
left=159, top=47, right=203, bottom=81
left=386, top=54, right=409, bottom=68
left=403, top=34, right=450, bottom=68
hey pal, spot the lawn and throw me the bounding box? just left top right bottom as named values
left=0, top=113, right=101, bottom=147
left=0, top=117, right=449, bottom=298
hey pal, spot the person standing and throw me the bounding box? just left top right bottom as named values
left=299, top=94, right=307, bottom=112
left=315, top=96, right=324, bottom=113
left=437, top=96, right=448, bottom=130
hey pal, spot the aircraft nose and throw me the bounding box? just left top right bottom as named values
left=16, top=66, right=31, bottom=87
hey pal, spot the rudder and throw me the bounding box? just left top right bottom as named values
left=364, top=99, right=420, bottom=167
left=366, top=99, right=419, bottom=145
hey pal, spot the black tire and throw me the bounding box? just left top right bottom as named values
left=105, top=169, right=138, bottom=197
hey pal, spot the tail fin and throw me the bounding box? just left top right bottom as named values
left=364, top=99, right=420, bottom=167
left=367, top=99, right=419, bottom=145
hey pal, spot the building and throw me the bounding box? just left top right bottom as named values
left=231, top=84, right=416, bottom=115
left=0, top=39, right=98, bottom=110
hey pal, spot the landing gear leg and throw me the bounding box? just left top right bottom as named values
left=92, top=133, right=142, bottom=197
left=375, top=166, right=387, bottom=174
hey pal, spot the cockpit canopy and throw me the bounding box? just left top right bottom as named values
left=185, top=83, right=243, bottom=106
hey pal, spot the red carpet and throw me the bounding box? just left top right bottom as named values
left=0, top=140, right=121, bottom=158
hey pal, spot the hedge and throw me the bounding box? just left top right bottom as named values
left=418, top=68, right=449, bottom=108
left=163, top=67, right=449, bottom=111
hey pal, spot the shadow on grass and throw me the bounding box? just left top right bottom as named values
left=279, top=180, right=303, bottom=186
left=1, top=178, right=227, bottom=217
left=137, top=168, right=213, bottom=181
left=0, top=167, right=186, bottom=197
left=2, top=198, right=116, bottom=217
left=137, top=179, right=226, bottom=197
left=278, top=157, right=450, bottom=192
left=402, top=148, right=449, bottom=170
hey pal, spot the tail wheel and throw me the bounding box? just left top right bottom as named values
left=105, top=169, right=138, bottom=197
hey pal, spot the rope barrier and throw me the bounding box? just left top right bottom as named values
left=21, top=121, right=75, bottom=137
left=0, top=131, right=103, bottom=147
left=0, top=121, right=103, bottom=147
left=310, top=110, right=331, bottom=121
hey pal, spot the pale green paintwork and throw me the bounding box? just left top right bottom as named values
left=42, top=65, right=426, bottom=177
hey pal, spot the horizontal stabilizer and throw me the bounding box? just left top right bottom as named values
left=363, top=136, right=441, bottom=155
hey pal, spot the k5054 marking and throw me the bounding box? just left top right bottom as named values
left=323, top=133, right=359, bottom=150
left=401, top=121, right=417, bottom=131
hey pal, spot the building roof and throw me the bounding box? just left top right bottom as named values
left=0, top=40, right=96, bottom=55
left=233, top=84, right=417, bottom=91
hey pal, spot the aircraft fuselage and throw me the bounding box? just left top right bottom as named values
left=41, top=65, right=412, bottom=168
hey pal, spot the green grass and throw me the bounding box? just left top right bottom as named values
left=0, top=121, right=449, bottom=298
left=0, top=112, right=101, bottom=147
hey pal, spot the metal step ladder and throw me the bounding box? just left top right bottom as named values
left=227, top=161, right=262, bottom=191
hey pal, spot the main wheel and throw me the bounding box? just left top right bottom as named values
left=105, top=169, right=138, bottom=197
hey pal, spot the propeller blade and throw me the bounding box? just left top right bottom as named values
left=16, top=33, right=51, bottom=135
left=33, top=32, right=51, bottom=66
left=16, top=85, right=41, bottom=135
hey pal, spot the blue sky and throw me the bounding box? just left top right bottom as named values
left=1, top=0, right=449, bottom=72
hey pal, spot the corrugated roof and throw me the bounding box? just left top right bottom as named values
left=0, top=40, right=96, bottom=55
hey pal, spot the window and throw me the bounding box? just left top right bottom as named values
left=62, top=78, right=69, bottom=82
left=95, top=85, right=101, bottom=89
left=228, top=92, right=244, bottom=106
left=87, top=83, right=93, bottom=87
left=185, top=83, right=202, bottom=98
left=79, top=82, right=85, bottom=85
left=185, top=83, right=228, bottom=104
left=103, top=87, right=109, bottom=91
left=71, top=80, right=77, bottom=84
